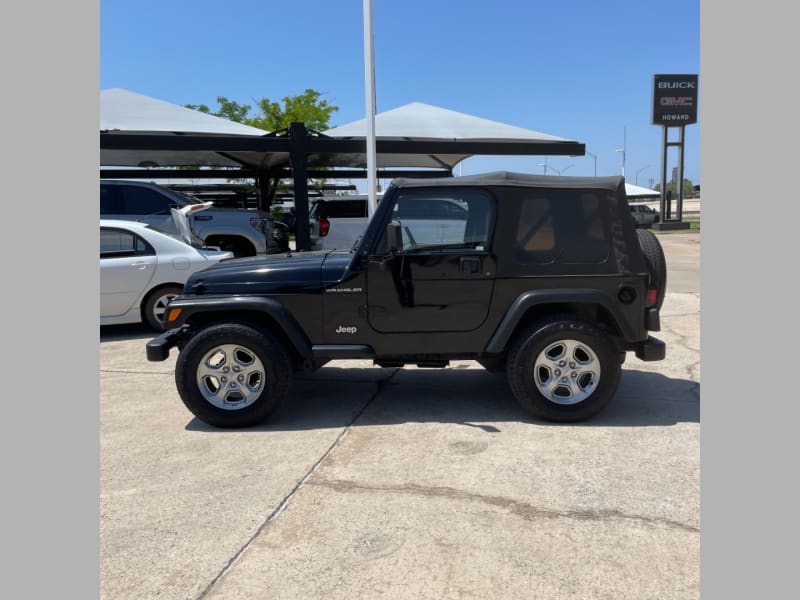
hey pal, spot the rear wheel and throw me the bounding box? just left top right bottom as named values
left=175, top=322, right=291, bottom=427
left=636, top=229, right=667, bottom=309
left=506, top=316, right=621, bottom=422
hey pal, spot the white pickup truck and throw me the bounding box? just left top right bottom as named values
left=100, top=179, right=283, bottom=256
left=309, top=194, right=474, bottom=251
left=309, top=196, right=373, bottom=251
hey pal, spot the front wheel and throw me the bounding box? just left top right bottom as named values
left=175, top=322, right=291, bottom=427
left=506, top=316, right=622, bottom=422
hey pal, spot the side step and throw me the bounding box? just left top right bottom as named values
left=374, top=360, right=450, bottom=369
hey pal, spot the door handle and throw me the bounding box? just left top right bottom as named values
left=131, top=261, right=148, bottom=270
left=460, top=256, right=481, bottom=274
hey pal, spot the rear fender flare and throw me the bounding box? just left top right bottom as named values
left=484, top=289, right=635, bottom=353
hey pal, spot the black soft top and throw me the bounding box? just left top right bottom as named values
left=391, top=171, right=625, bottom=193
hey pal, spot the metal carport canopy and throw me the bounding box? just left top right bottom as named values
left=100, top=89, right=586, bottom=249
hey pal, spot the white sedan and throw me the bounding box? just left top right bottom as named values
left=100, top=206, right=234, bottom=329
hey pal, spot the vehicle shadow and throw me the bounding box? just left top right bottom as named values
left=185, top=366, right=699, bottom=433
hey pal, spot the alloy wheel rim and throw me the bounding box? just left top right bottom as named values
left=196, top=344, right=266, bottom=410
left=533, top=339, right=601, bottom=405
left=152, top=292, right=180, bottom=324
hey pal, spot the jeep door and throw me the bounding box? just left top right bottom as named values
left=366, top=190, right=496, bottom=333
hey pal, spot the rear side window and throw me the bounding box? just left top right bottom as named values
left=100, top=185, right=122, bottom=215
left=513, top=190, right=609, bottom=265
left=100, top=227, right=155, bottom=258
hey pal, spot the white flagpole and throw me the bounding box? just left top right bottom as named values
left=363, top=0, right=377, bottom=218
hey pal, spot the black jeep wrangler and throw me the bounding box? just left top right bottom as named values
left=147, top=172, right=667, bottom=427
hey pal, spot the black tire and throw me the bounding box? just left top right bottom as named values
left=142, top=285, right=183, bottom=331
left=175, top=322, right=291, bottom=428
left=506, top=316, right=622, bottom=422
left=636, top=229, right=668, bottom=310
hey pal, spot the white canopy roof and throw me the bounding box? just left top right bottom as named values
left=323, top=102, right=574, bottom=169
left=100, top=91, right=583, bottom=171
left=100, top=88, right=270, bottom=168
left=100, top=88, right=267, bottom=135
left=625, top=182, right=660, bottom=198
left=325, top=102, right=567, bottom=142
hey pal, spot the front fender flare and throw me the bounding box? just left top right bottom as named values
left=163, top=295, right=312, bottom=359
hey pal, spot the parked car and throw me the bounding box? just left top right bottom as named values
left=100, top=180, right=282, bottom=256
left=629, top=204, right=660, bottom=227
left=100, top=205, right=234, bottom=330
left=309, top=195, right=374, bottom=250
left=148, top=172, right=667, bottom=428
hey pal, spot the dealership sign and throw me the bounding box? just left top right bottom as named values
left=652, top=74, right=698, bottom=125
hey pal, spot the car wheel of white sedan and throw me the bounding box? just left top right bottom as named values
left=143, top=285, right=183, bottom=331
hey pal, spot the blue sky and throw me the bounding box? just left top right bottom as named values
left=100, top=0, right=700, bottom=188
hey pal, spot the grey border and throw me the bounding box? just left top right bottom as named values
left=701, top=0, right=796, bottom=597
left=6, top=1, right=99, bottom=596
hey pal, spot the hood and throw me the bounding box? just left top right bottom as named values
left=171, top=201, right=214, bottom=246
left=183, top=249, right=353, bottom=295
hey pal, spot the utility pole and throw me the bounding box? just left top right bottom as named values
left=616, top=126, right=626, bottom=177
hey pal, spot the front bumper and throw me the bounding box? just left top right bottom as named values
left=146, top=327, right=183, bottom=362
left=634, top=336, right=666, bottom=361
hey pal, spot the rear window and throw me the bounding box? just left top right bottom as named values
left=313, top=199, right=368, bottom=218
left=512, top=189, right=610, bottom=266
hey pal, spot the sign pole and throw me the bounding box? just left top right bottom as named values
left=652, top=74, right=697, bottom=231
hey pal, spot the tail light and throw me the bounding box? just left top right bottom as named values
left=646, top=286, right=658, bottom=307
left=318, top=216, right=330, bottom=237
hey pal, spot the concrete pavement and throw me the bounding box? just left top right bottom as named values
left=100, top=231, right=700, bottom=599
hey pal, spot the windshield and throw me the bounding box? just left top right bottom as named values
left=170, top=189, right=204, bottom=205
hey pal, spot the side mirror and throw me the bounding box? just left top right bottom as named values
left=386, top=221, right=402, bottom=254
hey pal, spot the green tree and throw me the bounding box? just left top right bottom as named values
left=248, top=89, right=338, bottom=132
left=185, top=89, right=338, bottom=132
left=654, top=178, right=694, bottom=196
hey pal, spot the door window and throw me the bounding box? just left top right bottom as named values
left=389, top=190, right=495, bottom=251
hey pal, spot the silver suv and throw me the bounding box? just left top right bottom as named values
left=100, top=180, right=278, bottom=256
left=629, top=204, right=660, bottom=228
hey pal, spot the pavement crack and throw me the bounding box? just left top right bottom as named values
left=309, top=479, right=699, bottom=534
left=195, top=368, right=399, bottom=600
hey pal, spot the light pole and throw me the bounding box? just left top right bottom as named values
left=538, top=157, right=548, bottom=174
left=635, top=165, right=650, bottom=186
left=586, top=151, right=597, bottom=176
left=616, top=126, right=626, bottom=177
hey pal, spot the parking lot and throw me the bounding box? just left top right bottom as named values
left=100, top=232, right=700, bottom=600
